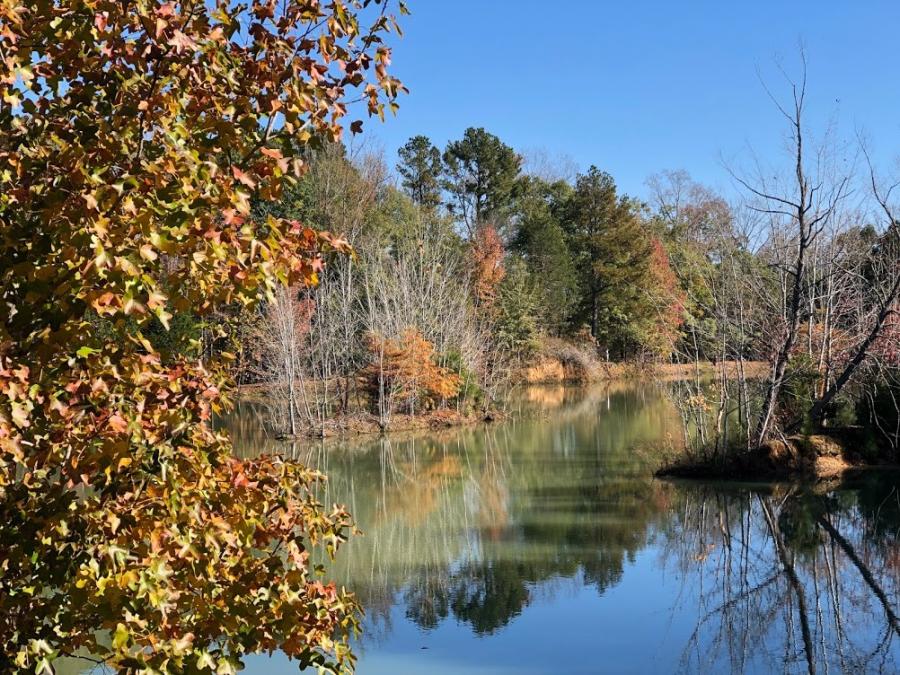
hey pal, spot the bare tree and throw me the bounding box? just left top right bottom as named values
left=731, top=55, right=852, bottom=445
left=361, top=212, right=484, bottom=424
left=806, top=151, right=900, bottom=426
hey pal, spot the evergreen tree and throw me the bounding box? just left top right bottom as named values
left=494, top=257, right=540, bottom=356
left=564, top=167, right=654, bottom=357
left=510, top=176, right=578, bottom=335
left=397, top=135, right=444, bottom=210
left=443, top=127, right=521, bottom=233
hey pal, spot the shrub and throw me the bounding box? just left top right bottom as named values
left=362, top=329, right=462, bottom=415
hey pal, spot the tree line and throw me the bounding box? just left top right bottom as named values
left=397, top=127, right=685, bottom=358
left=229, top=128, right=692, bottom=434
left=225, top=91, right=899, bottom=454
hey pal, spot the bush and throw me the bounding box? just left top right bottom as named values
left=361, top=329, right=462, bottom=414
left=444, top=349, right=485, bottom=410
left=542, top=337, right=601, bottom=381
left=778, top=354, right=820, bottom=432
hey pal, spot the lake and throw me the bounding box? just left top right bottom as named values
left=228, top=383, right=900, bottom=675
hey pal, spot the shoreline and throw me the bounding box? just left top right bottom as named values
left=656, top=429, right=899, bottom=482
left=516, top=358, right=768, bottom=384
left=231, top=404, right=503, bottom=441
left=294, top=408, right=501, bottom=440
left=236, top=359, right=766, bottom=442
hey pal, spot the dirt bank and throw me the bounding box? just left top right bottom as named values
left=517, top=354, right=767, bottom=384
left=275, top=408, right=500, bottom=440
left=656, top=429, right=896, bottom=481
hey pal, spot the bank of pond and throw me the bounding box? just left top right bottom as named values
left=220, top=382, right=899, bottom=675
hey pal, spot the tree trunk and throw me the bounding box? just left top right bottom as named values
left=755, top=233, right=808, bottom=445
left=806, top=278, right=900, bottom=426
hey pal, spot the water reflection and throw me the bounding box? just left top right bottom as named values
left=660, top=478, right=899, bottom=674
left=228, top=384, right=899, bottom=674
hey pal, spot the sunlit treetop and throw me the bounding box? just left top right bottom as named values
left=0, top=0, right=407, bottom=345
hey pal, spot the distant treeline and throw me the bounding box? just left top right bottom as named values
left=153, top=119, right=899, bottom=446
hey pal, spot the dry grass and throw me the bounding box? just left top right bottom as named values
left=516, top=338, right=767, bottom=384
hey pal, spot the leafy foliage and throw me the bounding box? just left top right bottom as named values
left=361, top=329, right=462, bottom=414
left=0, top=0, right=404, bottom=671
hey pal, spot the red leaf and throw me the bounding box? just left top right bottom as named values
left=232, top=166, right=257, bottom=188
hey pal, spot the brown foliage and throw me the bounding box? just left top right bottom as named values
left=470, top=223, right=506, bottom=308
left=646, top=237, right=686, bottom=356
left=0, top=0, right=404, bottom=671
left=361, top=328, right=461, bottom=414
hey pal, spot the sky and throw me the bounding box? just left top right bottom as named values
left=361, top=1, right=900, bottom=202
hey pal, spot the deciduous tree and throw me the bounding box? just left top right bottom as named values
left=0, top=1, right=404, bottom=671
left=469, top=223, right=507, bottom=309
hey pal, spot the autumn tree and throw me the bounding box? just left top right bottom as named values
left=639, top=238, right=685, bottom=358
left=397, top=134, right=444, bottom=210
left=469, top=222, right=507, bottom=309
left=361, top=328, right=461, bottom=419
left=646, top=170, right=743, bottom=361
left=0, top=1, right=404, bottom=672
left=443, top=127, right=521, bottom=234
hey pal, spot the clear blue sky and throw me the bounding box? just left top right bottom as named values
left=365, top=1, right=900, bottom=201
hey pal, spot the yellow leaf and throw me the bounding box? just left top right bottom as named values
left=112, top=623, right=129, bottom=650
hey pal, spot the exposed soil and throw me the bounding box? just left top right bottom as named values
left=656, top=428, right=896, bottom=482
left=516, top=357, right=768, bottom=385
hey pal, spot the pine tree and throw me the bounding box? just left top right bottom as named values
left=443, top=127, right=521, bottom=233
left=494, top=257, right=540, bottom=356
left=510, top=176, right=578, bottom=335
left=397, top=135, right=444, bottom=210
left=564, top=167, right=653, bottom=357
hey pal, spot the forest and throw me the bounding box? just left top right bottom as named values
left=211, top=102, right=900, bottom=465
left=222, top=129, right=689, bottom=434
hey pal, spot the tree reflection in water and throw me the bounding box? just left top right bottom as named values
left=660, top=476, right=900, bottom=674
left=228, top=384, right=900, bottom=674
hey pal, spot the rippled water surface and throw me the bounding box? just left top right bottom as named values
left=226, top=384, right=900, bottom=675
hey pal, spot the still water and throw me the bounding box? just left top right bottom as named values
left=228, top=383, right=900, bottom=675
